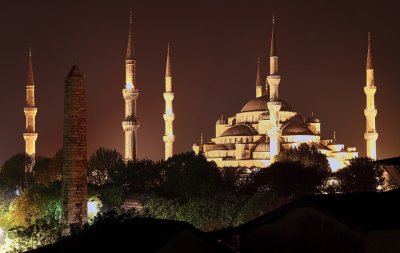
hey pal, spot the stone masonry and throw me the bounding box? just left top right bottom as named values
left=61, top=65, right=88, bottom=228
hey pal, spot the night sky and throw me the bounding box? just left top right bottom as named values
left=0, top=0, right=399, bottom=164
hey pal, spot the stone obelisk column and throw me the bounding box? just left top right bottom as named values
left=61, top=65, right=88, bottom=229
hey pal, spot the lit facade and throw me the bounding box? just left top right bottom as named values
left=122, top=13, right=139, bottom=161
left=193, top=18, right=358, bottom=171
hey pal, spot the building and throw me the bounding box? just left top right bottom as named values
left=193, top=17, right=360, bottom=170
left=210, top=189, right=400, bottom=253
left=122, top=13, right=140, bottom=162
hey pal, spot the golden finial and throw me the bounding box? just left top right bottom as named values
left=368, top=32, right=371, bottom=41
left=130, top=11, right=133, bottom=24
left=29, top=48, right=32, bottom=57
left=200, top=132, right=204, bottom=145
left=333, top=131, right=337, bottom=144
left=272, top=15, right=275, bottom=24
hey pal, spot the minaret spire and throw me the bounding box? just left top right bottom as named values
left=267, top=15, right=282, bottom=164
left=364, top=32, right=378, bottom=159
left=163, top=43, right=175, bottom=160
left=270, top=15, right=277, bottom=57
left=23, top=49, right=38, bottom=186
left=256, top=57, right=263, bottom=97
left=366, top=32, right=373, bottom=70
left=166, top=43, right=172, bottom=77
left=122, top=12, right=140, bottom=162
left=126, top=11, right=135, bottom=61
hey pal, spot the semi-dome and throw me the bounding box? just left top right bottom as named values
left=282, top=122, right=314, bottom=135
left=258, top=113, right=270, bottom=120
left=221, top=124, right=255, bottom=137
left=307, top=116, right=320, bottom=123
left=254, top=142, right=270, bottom=152
left=241, top=95, right=293, bottom=113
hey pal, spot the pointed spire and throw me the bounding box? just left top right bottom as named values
left=126, top=11, right=135, bottom=61
left=27, top=49, right=35, bottom=86
left=200, top=132, right=204, bottom=145
left=366, top=32, right=374, bottom=70
left=256, top=57, right=262, bottom=86
left=270, top=15, right=277, bottom=57
left=166, top=43, right=172, bottom=77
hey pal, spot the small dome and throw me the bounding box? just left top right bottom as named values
left=282, top=123, right=314, bottom=135
left=241, top=95, right=293, bottom=113
left=307, top=117, right=320, bottom=123
left=216, top=115, right=228, bottom=125
left=221, top=124, right=255, bottom=137
left=254, top=142, right=270, bottom=152
left=258, top=113, right=270, bottom=121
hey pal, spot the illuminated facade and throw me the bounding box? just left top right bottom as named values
left=193, top=18, right=358, bottom=171
left=163, top=44, right=175, bottom=160
left=23, top=49, right=38, bottom=173
left=122, top=13, right=139, bottom=161
left=364, top=33, right=378, bottom=160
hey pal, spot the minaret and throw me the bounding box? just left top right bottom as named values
left=122, top=13, right=139, bottom=162
left=23, top=49, right=38, bottom=176
left=163, top=43, right=175, bottom=160
left=256, top=57, right=263, bottom=97
left=267, top=16, right=282, bottom=163
left=364, top=32, right=378, bottom=160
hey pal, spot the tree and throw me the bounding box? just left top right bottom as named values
left=160, top=152, right=223, bottom=198
left=144, top=193, right=241, bottom=231
left=88, top=148, right=124, bottom=186
left=276, top=144, right=330, bottom=171
left=34, top=149, right=63, bottom=184
left=234, top=191, right=289, bottom=225
left=109, top=159, right=161, bottom=193
left=248, top=161, right=330, bottom=198
left=10, top=182, right=61, bottom=227
left=335, top=157, right=384, bottom=193
left=0, top=153, right=30, bottom=188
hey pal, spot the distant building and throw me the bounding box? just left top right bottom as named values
left=193, top=17, right=368, bottom=170
left=211, top=189, right=400, bottom=253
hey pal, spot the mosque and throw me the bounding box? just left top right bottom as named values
left=192, top=17, right=378, bottom=171
left=22, top=15, right=378, bottom=172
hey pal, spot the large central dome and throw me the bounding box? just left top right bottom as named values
left=241, top=95, right=293, bottom=112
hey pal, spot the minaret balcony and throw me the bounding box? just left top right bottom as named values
left=23, top=132, right=38, bottom=140
left=163, top=92, right=175, bottom=101
left=163, top=113, right=175, bottom=122
left=364, top=132, right=378, bottom=140
left=163, top=135, right=175, bottom=143
left=122, top=88, right=139, bottom=100
left=364, top=108, right=377, bottom=117
left=122, top=120, right=139, bottom=131
left=364, top=86, right=377, bottom=95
